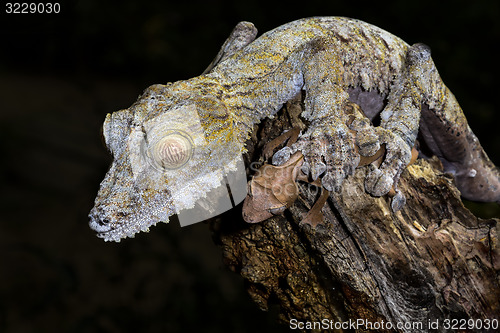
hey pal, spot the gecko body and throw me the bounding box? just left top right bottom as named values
left=89, top=17, right=500, bottom=241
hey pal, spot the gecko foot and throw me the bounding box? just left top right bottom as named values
left=364, top=131, right=412, bottom=200
left=294, top=119, right=360, bottom=192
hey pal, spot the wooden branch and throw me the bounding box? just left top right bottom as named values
left=210, top=96, right=500, bottom=332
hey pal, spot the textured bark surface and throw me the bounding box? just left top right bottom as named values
left=211, top=96, right=500, bottom=332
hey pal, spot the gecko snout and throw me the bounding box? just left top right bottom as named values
left=88, top=210, right=115, bottom=234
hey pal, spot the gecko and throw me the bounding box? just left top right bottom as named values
left=89, top=17, right=500, bottom=242
left=242, top=101, right=419, bottom=224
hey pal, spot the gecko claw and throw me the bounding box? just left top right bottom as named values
left=391, top=189, right=406, bottom=212
left=272, top=146, right=292, bottom=166
left=322, top=171, right=344, bottom=192
left=357, top=134, right=381, bottom=157
left=311, top=161, right=327, bottom=180
left=301, top=162, right=310, bottom=175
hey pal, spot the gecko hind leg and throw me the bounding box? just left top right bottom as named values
left=202, top=21, right=258, bottom=74
left=416, top=54, right=500, bottom=204
left=365, top=44, right=431, bottom=206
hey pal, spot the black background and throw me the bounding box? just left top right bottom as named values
left=0, top=0, right=499, bottom=332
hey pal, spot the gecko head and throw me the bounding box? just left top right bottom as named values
left=88, top=106, right=178, bottom=242
left=89, top=83, right=243, bottom=242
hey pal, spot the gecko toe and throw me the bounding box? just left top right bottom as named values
left=365, top=168, right=393, bottom=196
left=391, top=190, right=406, bottom=212
left=358, top=136, right=381, bottom=157
left=322, top=170, right=344, bottom=192
left=272, top=146, right=292, bottom=166
left=345, top=153, right=360, bottom=176
left=311, top=161, right=327, bottom=180
left=301, top=161, right=310, bottom=175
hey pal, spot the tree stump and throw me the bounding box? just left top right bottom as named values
left=210, top=94, right=500, bottom=332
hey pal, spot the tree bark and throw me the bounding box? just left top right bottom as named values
left=210, top=94, right=500, bottom=332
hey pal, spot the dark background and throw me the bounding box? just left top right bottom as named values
left=0, top=0, right=499, bottom=332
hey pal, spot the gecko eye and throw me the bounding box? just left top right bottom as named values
left=149, top=130, right=194, bottom=170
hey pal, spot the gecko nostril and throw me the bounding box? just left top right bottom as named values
left=97, top=218, right=110, bottom=226
left=89, top=213, right=114, bottom=233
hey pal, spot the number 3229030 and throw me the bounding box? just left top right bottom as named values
left=6, top=3, right=60, bottom=14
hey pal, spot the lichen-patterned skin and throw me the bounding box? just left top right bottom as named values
left=89, top=17, right=500, bottom=242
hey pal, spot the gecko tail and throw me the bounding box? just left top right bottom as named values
left=419, top=102, right=500, bottom=204
left=453, top=130, right=500, bottom=204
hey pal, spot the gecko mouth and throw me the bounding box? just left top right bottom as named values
left=88, top=204, right=172, bottom=242
left=88, top=208, right=133, bottom=242
left=88, top=216, right=132, bottom=242
left=88, top=210, right=116, bottom=235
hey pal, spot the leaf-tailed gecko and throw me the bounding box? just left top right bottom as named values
left=89, top=17, right=500, bottom=242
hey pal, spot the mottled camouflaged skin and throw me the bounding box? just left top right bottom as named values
left=89, top=17, right=500, bottom=242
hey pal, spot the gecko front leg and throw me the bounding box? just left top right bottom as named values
left=294, top=111, right=360, bottom=193
left=295, top=79, right=361, bottom=192
left=293, top=39, right=383, bottom=193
